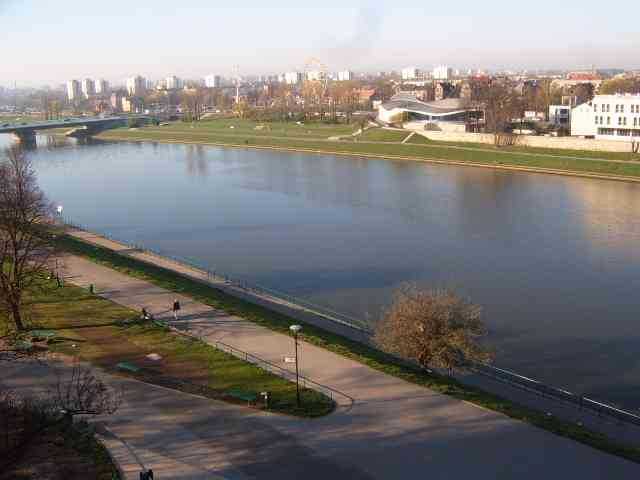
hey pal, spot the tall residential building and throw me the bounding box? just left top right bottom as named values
left=81, top=78, right=96, bottom=98
left=110, top=92, right=124, bottom=112
left=95, top=79, right=110, bottom=95
left=126, top=75, right=146, bottom=96
left=306, top=70, right=326, bottom=82
left=401, top=67, right=419, bottom=81
left=205, top=74, right=221, bottom=88
left=432, top=65, right=453, bottom=80
left=165, top=75, right=183, bottom=90
left=337, top=70, right=353, bottom=82
left=66, top=80, right=82, bottom=101
left=284, top=72, right=303, bottom=85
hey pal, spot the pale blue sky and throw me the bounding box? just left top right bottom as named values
left=2, top=0, right=639, bottom=87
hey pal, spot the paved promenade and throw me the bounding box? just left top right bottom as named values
left=39, top=243, right=640, bottom=478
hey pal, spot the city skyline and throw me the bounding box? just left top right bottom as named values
left=2, top=0, right=640, bottom=87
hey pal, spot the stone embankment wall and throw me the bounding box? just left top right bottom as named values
left=405, top=125, right=635, bottom=153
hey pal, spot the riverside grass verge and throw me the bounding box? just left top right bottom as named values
left=55, top=233, right=640, bottom=464
left=4, top=276, right=333, bottom=418
left=97, top=122, right=640, bottom=180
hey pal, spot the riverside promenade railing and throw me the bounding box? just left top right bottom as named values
left=62, top=217, right=372, bottom=335
left=471, top=363, right=640, bottom=427
left=61, top=218, right=640, bottom=429
left=212, top=339, right=354, bottom=407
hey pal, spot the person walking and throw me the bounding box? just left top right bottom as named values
left=172, top=299, right=181, bottom=320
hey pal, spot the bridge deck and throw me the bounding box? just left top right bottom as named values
left=0, top=115, right=146, bottom=134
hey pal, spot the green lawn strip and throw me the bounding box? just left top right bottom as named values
left=10, top=279, right=333, bottom=418
left=155, top=118, right=356, bottom=139
left=56, top=233, right=640, bottom=463
left=358, top=128, right=410, bottom=142
left=114, top=322, right=334, bottom=417
left=98, top=128, right=640, bottom=179
left=404, top=134, right=431, bottom=145
left=430, top=139, right=640, bottom=162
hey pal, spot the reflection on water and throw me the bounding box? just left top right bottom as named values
left=3, top=133, right=640, bottom=409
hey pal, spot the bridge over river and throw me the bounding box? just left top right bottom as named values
left=0, top=115, right=149, bottom=145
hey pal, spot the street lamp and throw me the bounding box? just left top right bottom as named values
left=289, top=324, right=302, bottom=407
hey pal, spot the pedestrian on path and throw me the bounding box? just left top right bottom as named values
left=172, top=299, right=181, bottom=320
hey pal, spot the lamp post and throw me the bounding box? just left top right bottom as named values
left=289, top=324, right=302, bottom=407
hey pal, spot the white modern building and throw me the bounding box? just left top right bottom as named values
left=401, top=67, right=420, bottom=81
left=378, top=93, right=483, bottom=132
left=571, top=93, right=640, bottom=140
left=205, top=74, right=221, bottom=88
left=432, top=65, right=453, bottom=80
left=284, top=71, right=303, bottom=85
left=66, top=80, right=81, bottom=101
left=95, top=79, right=109, bottom=95
left=165, top=75, right=183, bottom=90
left=126, top=75, right=146, bottom=96
left=337, top=70, right=353, bottom=81
left=81, top=78, right=95, bottom=98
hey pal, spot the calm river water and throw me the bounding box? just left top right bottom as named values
left=3, top=134, right=640, bottom=409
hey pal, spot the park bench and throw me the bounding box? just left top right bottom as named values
left=30, top=329, right=57, bottom=341
left=152, top=318, right=169, bottom=329
left=225, top=389, right=258, bottom=405
left=116, top=362, right=141, bottom=373
left=15, top=340, right=33, bottom=351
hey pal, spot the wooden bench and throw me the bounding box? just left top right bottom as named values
left=116, top=362, right=141, bottom=373
left=30, top=329, right=56, bottom=341
left=226, top=389, right=258, bottom=405
left=15, top=340, right=34, bottom=351
left=152, top=319, right=169, bottom=329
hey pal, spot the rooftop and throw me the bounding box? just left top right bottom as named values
left=381, top=94, right=473, bottom=115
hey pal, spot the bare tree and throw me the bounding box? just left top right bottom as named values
left=1, top=365, right=121, bottom=467
left=181, top=89, right=206, bottom=121
left=375, top=285, right=493, bottom=372
left=478, top=81, right=523, bottom=146
left=0, top=147, right=55, bottom=332
left=51, top=365, right=122, bottom=417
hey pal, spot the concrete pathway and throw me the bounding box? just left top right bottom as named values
left=49, top=247, right=640, bottom=478
left=1, top=359, right=367, bottom=480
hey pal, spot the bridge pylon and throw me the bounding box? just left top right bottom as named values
left=14, top=130, right=36, bottom=148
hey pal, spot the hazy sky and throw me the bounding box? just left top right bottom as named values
left=2, top=0, right=639, bottom=87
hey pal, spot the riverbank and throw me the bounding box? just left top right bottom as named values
left=2, top=271, right=333, bottom=418
left=55, top=230, right=640, bottom=464
left=96, top=120, right=640, bottom=182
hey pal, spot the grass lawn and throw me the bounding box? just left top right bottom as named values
left=155, top=118, right=357, bottom=140
left=404, top=133, right=431, bottom=145
left=55, top=233, right=640, bottom=464
left=433, top=139, right=640, bottom=162
left=98, top=119, right=640, bottom=180
left=0, top=115, right=41, bottom=125
left=3, top=277, right=334, bottom=418
left=357, top=128, right=410, bottom=142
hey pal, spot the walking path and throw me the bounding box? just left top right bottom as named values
left=43, top=241, right=640, bottom=478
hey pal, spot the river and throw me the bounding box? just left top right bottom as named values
left=3, top=134, right=640, bottom=410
